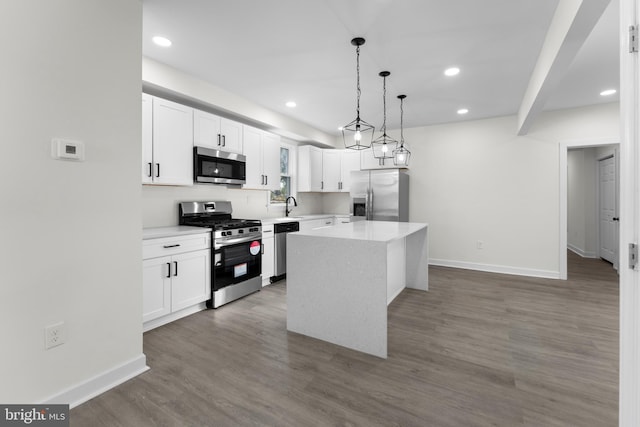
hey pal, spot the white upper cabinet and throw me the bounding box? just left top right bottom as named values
left=242, top=125, right=281, bottom=191
left=322, top=150, right=341, bottom=192
left=143, top=95, right=194, bottom=186
left=193, top=109, right=243, bottom=154
left=142, top=93, right=153, bottom=184
left=298, top=147, right=361, bottom=192
left=339, top=150, right=361, bottom=192
left=261, top=132, right=281, bottom=191
left=298, top=145, right=323, bottom=192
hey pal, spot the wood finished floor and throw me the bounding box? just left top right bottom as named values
left=72, top=252, right=619, bottom=426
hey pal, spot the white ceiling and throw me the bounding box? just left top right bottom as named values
left=142, top=0, right=619, bottom=137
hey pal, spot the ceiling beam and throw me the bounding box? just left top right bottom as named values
left=516, top=0, right=611, bottom=135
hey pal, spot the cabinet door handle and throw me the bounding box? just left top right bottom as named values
left=166, top=262, right=171, bottom=278
left=263, top=230, right=273, bottom=233
left=174, top=261, right=178, bottom=277
left=261, top=174, right=265, bottom=185
left=265, top=175, right=268, bottom=185
left=163, top=244, right=180, bottom=248
left=321, top=181, right=324, bottom=190
left=222, top=135, right=226, bottom=147
left=147, top=162, right=153, bottom=178
left=156, top=163, right=160, bottom=178
left=217, top=134, right=221, bottom=146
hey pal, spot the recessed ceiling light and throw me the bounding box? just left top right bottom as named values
left=457, top=108, right=469, bottom=115
left=285, top=101, right=297, bottom=108
left=600, top=89, right=617, bottom=96
left=152, top=36, right=172, bottom=47
left=444, top=67, right=460, bottom=77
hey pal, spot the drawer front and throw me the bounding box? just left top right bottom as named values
left=262, top=223, right=275, bottom=236
left=143, top=233, right=211, bottom=259
left=335, top=215, right=351, bottom=224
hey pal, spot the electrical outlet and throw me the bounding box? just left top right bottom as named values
left=45, top=322, right=66, bottom=349
left=476, top=240, right=484, bottom=250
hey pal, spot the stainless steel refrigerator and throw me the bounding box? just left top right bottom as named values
left=350, top=169, right=409, bottom=222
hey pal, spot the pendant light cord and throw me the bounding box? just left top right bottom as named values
left=381, top=75, right=387, bottom=133
left=399, top=96, right=405, bottom=146
left=356, top=44, right=361, bottom=119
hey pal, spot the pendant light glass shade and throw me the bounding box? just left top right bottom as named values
left=393, top=95, right=411, bottom=166
left=342, top=37, right=374, bottom=150
left=372, top=71, right=398, bottom=161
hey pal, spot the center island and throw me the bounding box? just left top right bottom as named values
left=286, top=220, right=429, bottom=359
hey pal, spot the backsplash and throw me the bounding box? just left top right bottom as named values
left=142, top=184, right=330, bottom=227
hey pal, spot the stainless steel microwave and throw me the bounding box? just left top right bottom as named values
left=194, top=146, right=246, bottom=185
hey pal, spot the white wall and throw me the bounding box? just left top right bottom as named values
left=403, top=103, right=619, bottom=278
left=0, top=0, right=144, bottom=404
left=142, top=185, right=323, bottom=227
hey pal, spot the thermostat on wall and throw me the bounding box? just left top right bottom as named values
left=51, top=138, right=85, bottom=161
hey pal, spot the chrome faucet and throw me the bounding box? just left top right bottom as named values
left=285, top=196, right=298, bottom=217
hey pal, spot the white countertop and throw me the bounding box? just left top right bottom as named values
left=261, top=213, right=350, bottom=225
left=143, top=226, right=211, bottom=240
left=293, top=220, right=427, bottom=243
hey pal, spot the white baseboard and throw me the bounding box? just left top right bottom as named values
left=43, top=354, right=149, bottom=409
left=429, top=259, right=560, bottom=280
left=567, top=244, right=598, bottom=258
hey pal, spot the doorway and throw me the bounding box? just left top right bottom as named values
left=559, top=139, right=619, bottom=280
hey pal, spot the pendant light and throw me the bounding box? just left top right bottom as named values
left=393, top=95, right=411, bottom=166
left=372, top=71, right=398, bottom=162
left=342, top=37, right=374, bottom=150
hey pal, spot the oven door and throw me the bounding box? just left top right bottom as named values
left=194, top=146, right=246, bottom=185
left=213, top=236, right=262, bottom=290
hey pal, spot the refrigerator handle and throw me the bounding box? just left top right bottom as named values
left=369, top=188, right=374, bottom=220
left=365, top=189, right=369, bottom=220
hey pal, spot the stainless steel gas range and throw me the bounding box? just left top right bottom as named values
left=179, top=201, right=262, bottom=308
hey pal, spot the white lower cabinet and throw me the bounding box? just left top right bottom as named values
left=261, top=224, right=275, bottom=286
left=142, top=232, right=211, bottom=331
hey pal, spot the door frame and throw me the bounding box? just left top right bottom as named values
left=559, top=138, right=619, bottom=280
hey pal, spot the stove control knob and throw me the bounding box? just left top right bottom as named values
left=238, top=229, right=244, bottom=234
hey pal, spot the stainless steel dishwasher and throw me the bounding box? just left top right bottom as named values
left=273, top=221, right=299, bottom=282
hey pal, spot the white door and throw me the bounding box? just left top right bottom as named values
left=598, top=156, right=616, bottom=264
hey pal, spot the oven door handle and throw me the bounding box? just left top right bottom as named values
left=214, top=235, right=260, bottom=249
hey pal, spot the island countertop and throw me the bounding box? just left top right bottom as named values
left=294, top=220, right=428, bottom=242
